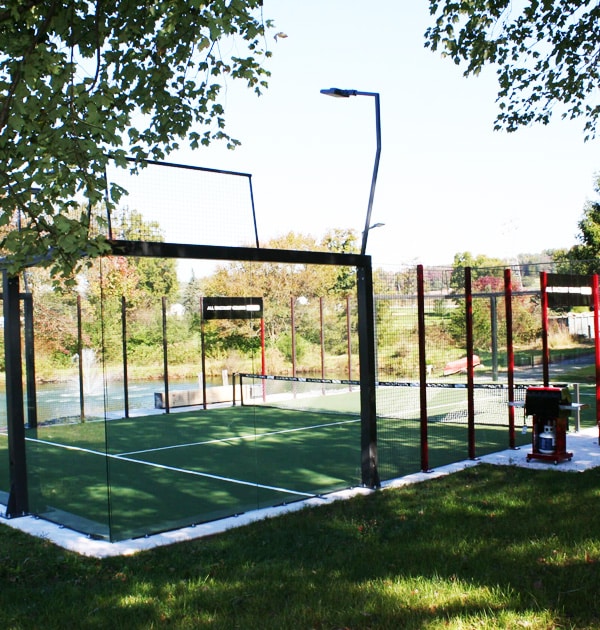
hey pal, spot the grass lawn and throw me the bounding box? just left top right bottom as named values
left=1, top=463, right=600, bottom=629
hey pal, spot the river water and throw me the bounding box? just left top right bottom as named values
left=0, top=375, right=228, bottom=428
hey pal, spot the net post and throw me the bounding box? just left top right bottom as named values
left=357, top=257, right=379, bottom=489
left=573, top=382, right=581, bottom=433
left=233, top=373, right=239, bottom=406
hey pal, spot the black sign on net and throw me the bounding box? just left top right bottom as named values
left=202, top=296, right=264, bottom=320
left=545, top=273, right=593, bottom=308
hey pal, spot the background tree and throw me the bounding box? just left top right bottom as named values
left=448, top=253, right=539, bottom=351
left=449, top=252, right=505, bottom=292
left=200, top=231, right=358, bottom=360
left=425, top=0, right=600, bottom=140
left=322, top=228, right=359, bottom=294
left=115, top=207, right=178, bottom=305
left=80, top=206, right=178, bottom=305
left=554, top=175, right=600, bottom=274
left=0, top=1, right=272, bottom=280
left=182, top=271, right=203, bottom=331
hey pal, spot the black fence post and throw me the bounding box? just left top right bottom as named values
left=3, top=272, right=29, bottom=517
left=357, top=257, right=379, bottom=489
left=77, top=295, right=85, bottom=421
left=465, top=267, right=476, bottom=460
left=23, top=293, right=37, bottom=429
left=417, top=265, right=429, bottom=472
left=121, top=296, right=129, bottom=418
left=162, top=296, right=170, bottom=413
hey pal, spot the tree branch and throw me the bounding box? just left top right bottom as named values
left=0, top=1, right=60, bottom=132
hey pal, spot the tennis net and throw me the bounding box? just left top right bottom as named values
left=238, top=373, right=532, bottom=427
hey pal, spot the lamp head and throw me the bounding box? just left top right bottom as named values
left=320, top=87, right=357, bottom=98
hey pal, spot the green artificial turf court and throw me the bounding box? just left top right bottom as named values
left=4, top=379, right=568, bottom=542
left=23, top=405, right=364, bottom=541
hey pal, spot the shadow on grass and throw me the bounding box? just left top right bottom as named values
left=1, top=464, right=600, bottom=628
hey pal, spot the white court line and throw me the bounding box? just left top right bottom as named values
left=23, top=436, right=315, bottom=499
left=118, top=417, right=359, bottom=457
left=4, top=427, right=598, bottom=558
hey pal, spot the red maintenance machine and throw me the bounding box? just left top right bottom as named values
left=524, top=386, right=574, bottom=465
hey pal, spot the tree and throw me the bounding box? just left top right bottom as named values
left=199, top=231, right=358, bottom=358
left=449, top=252, right=505, bottom=292
left=554, top=175, right=600, bottom=274
left=79, top=206, right=179, bottom=306
left=322, top=228, right=359, bottom=294
left=425, top=1, right=600, bottom=140
left=0, top=1, right=272, bottom=280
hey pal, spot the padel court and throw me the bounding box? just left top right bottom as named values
left=1, top=380, right=533, bottom=542
left=3, top=186, right=599, bottom=544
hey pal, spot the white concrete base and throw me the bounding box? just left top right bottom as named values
left=1, top=427, right=598, bottom=558
left=154, top=385, right=250, bottom=409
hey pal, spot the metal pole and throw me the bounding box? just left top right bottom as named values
left=346, top=295, right=352, bottom=386
left=319, top=88, right=381, bottom=257
left=417, top=265, right=429, bottom=472
left=23, top=294, right=37, bottom=429
left=465, top=267, right=476, bottom=460
left=541, top=271, right=550, bottom=387
left=504, top=269, right=516, bottom=449
left=77, top=295, right=85, bottom=421
left=592, top=274, right=600, bottom=442
left=356, top=258, right=379, bottom=488
left=3, top=272, right=28, bottom=517
left=320, top=297, right=325, bottom=380
left=573, top=383, right=581, bottom=433
left=121, top=296, right=129, bottom=418
left=200, top=297, right=207, bottom=410
left=490, top=296, right=498, bottom=381
left=261, top=317, right=266, bottom=401
left=360, top=92, right=381, bottom=256
left=162, top=296, right=170, bottom=414
left=291, top=297, right=296, bottom=378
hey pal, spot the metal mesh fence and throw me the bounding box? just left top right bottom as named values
left=104, top=159, right=258, bottom=248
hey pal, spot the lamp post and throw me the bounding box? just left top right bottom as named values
left=320, top=88, right=381, bottom=256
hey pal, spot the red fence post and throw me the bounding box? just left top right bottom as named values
left=504, top=269, right=515, bottom=449
left=540, top=271, right=550, bottom=387
left=593, top=274, right=600, bottom=444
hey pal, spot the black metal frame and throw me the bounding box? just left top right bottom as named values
left=109, top=240, right=380, bottom=488
left=1, top=239, right=379, bottom=521
left=108, top=239, right=379, bottom=488
left=2, top=273, right=29, bottom=516
left=118, top=158, right=260, bottom=248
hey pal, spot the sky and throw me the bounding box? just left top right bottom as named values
left=151, top=1, right=599, bottom=278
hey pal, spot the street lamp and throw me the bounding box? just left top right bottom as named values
left=320, top=87, right=381, bottom=255
left=362, top=222, right=385, bottom=243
